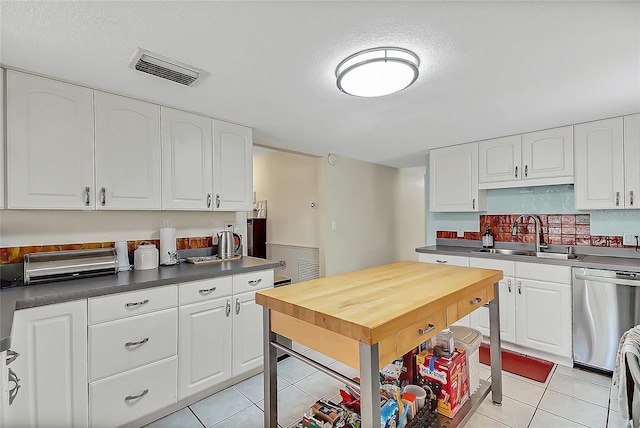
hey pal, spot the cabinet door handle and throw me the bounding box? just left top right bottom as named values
left=472, top=198, right=475, bottom=210
left=515, top=166, right=518, bottom=178
left=6, top=349, right=19, bottom=365
left=418, top=324, right=436, bottom=335
left=216, top=194, right=221, bottom=208
left=125, top=299, right=149, bottom=308
left=199, top=287, right=217, bottom=294
left=518, top=281, right=522, bottom=295
left=85, top=186, right=91, bottom=206
left=125, top=389, right=149, bottom=402
left=630, top=191, right=634, bottom=207
left=248, top=279, right=262, bottom=286
left=226, top=300, right=231, bottom=317
left=435, top=259, right=448, bottom=264
left=524, top=165, right=528, bottom=177
left=125, top=338, right=149, bottom=348
left=207, top=193, right=212, bottom=208
left=616, top=192, right=620, bottom=207
left=235, top=298, right=241, bottom=315
left=101, top=187, right=106, bottom=206
left=470, top=297, right=483, bottom=305
left=507, top=279, right=512, bottom=293
left=8, top=368, right=21, bottom=405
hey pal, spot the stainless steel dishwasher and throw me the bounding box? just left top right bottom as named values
left=573, top=267, right=640, bottom=372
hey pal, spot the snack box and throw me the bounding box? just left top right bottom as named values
left=416, top=348, right=469, bottom=418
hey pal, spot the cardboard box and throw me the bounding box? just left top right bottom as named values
left=416, top=348, right=469, bottom=418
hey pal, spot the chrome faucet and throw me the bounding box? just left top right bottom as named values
left=511, top=214, right=548, bottom=253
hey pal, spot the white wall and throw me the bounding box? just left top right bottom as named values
left=253, top=151, right=319, bottom=247
left=0, top=210, right=242, bottom=247
left=394, top=168, right=426, bottom=261
left=319, top=155, right=399, bottom=277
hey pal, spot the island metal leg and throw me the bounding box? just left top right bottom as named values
left=489, top=281, right=503, bottom=405
left=359, top=342, right=381, bottom=428
left=263, top=308, right=278, bottom=427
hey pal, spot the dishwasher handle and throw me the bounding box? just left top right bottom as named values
left=574, top=273, right=640, bottom=287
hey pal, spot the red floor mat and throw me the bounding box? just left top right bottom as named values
left=479, top=343, right=554, bottom=383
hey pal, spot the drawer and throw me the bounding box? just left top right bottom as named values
left=515, top=262, right=571, bottom=284
left=457, top=287, right=488, bottom=319
left=469, top=257, right=515, bottom=277
left=418, top=253, right=469, bottom=267
left=233, top=269, right=274, bottom=294
left=89, top=356, right=177, bottom=428
left=89, top=285, right=177, bottom=324
left=89, top=308, right=177, bottom=381
left=396, top=309, right=446, bottom=357
left=179, top=276, right=232, bottom=305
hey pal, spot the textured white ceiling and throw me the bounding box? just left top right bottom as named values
left=1, top=1, right=639, bottom=168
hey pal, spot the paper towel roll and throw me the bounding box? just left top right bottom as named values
left=160, top=225, right=177, bottom=265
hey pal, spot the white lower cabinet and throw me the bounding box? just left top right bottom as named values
left=468, top=257, right=572, bottom=359
left=232, top=290, right=265, bottom=375
left=4, top=300, right=88, bottom=428
left=178, top=296, right=232, bottom=400
left=89, top=356, right=178, bottom=427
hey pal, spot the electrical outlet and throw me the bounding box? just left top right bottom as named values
left=623, top=233, right=639, bottom=246
left=457, top=229, right=465, bottom=238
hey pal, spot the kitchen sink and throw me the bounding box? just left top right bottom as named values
left=472, top=248, right=579, bottom=259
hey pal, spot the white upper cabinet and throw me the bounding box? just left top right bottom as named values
left=429, top=142, right=486, bottom=212
left=95, top=91, right=161, bottom=210
left=624, top=114, right=640, bottom=208
left=574, top=117, right=625, bottom=209
left=161, top=107, right=213, bottom=210
left=6, top=70, right=95, bottom=209
left=479, top=126, right=573, bottom=189
left=213, top=120, right=253, bottom=211
left=0, top=68, right=4, bottom=209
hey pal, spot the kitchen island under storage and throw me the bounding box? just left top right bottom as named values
left=256, top=261, right=504, bottom=428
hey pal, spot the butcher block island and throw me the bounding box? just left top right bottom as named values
left=256, top=261, right=504, bottom=428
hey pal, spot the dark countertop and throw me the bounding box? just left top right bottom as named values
left=415, top=245, right=640, bottom=272
left=0, top=256, right=280, bottom=351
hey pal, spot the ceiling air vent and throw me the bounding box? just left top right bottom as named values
left=128, top=48, right=205, bottom=86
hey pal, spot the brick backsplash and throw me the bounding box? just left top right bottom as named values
left=0, top=236, right=215, bottom=265
left=437, top=214, right=629, bottom=248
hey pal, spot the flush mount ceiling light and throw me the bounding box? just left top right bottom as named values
left=335, top=47, right=419, bottom=97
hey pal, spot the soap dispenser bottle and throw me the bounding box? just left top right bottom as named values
left=482, top=225, right=494, bottom=248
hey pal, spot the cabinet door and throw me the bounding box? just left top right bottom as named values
left=213, top=120, right=253, bottom=211
left=478, top=135, right=521, bottom=185
left=6, top=70, right=94, bottom=209
left=574, top=118, right=624, bottom=209
left=0, top=68, right=4, bottom=209
left=161, top=107, right=213, bottom=210
left=429, top=142, right=485, bottom=212
left=232, top=290, right=265, bottom=376
left=521, top=126, right=573, bottom=181
left=515, top=279, right=571, bottom=357
left=468, top=277, right=516, bottom=343
left=95, top=91, right=161, bottom=210
left=5, top=301, right=88, bottom=427
left=178, top=297, right=232, bottom=399
left=624, top=114, right=640, bottom=209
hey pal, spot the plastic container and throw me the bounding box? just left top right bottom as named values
left=450, top=326, right=483, bottom=393
left=403, top=385, right=427, bottom=410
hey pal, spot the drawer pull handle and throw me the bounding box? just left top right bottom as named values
left=418, top=324, right=436, bottom=335
left=470, top=297, right=483, bottom=305
left=482, top=303, right=489, bottom=308
left=125, top=299, right=149, bottom=308
left=6, top=349, right=19, bottom=365
left=435, top=260, right=448, bottom=264
left=248, top=279, right=262, bottom=286
left=125, top=338, right=149, bottom=348
left=236, top=298, right=241, bottom=315
left=199, top=287, right=217, bottom=294
left=124, top=389, right=149, bottom=402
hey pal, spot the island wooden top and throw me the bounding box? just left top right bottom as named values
left=256, top=261, right=503, bottom=347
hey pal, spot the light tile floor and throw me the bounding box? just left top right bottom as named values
left=146, top=344, right=621, bottom=428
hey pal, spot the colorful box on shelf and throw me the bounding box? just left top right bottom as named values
left=416, top=349, right=469, bottom=418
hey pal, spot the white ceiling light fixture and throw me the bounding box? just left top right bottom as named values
left=335, top=47, right=419, bottom=97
